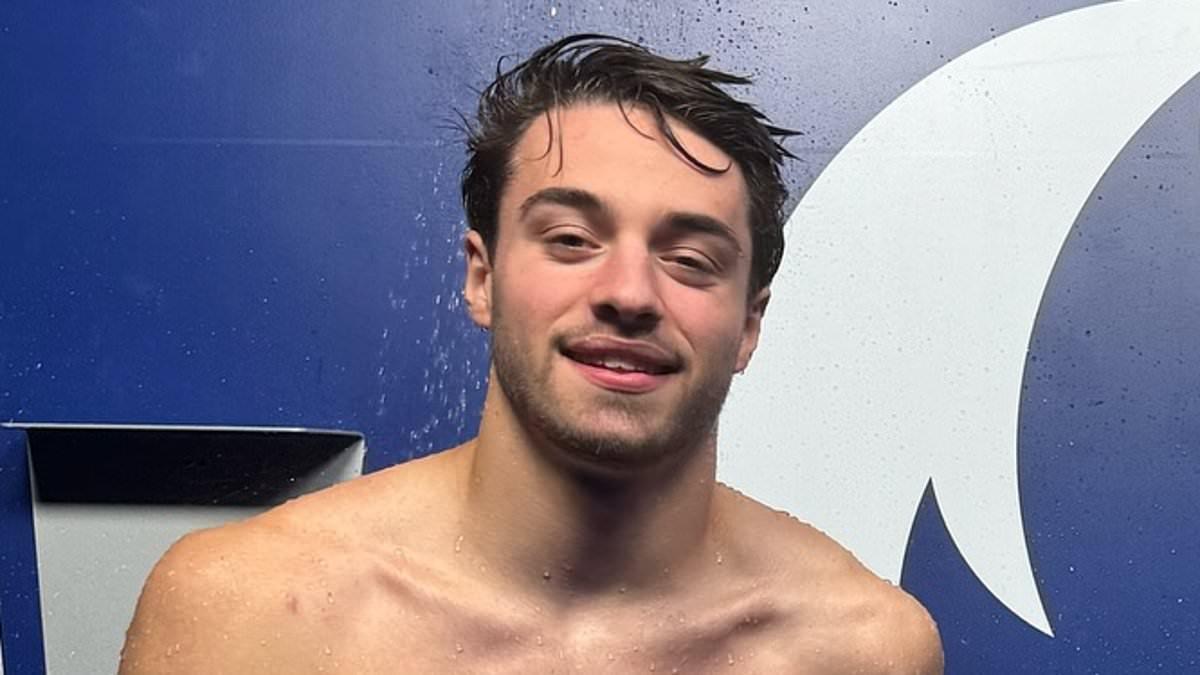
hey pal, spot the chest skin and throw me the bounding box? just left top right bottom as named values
left=254, top=545, right=835, bottom=675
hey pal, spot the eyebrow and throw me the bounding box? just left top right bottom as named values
left=661, top=212, right=744, bottom=256
left=518, top=187, right=611, bottom=221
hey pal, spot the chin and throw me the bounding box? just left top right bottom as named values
left=535, top=414, right=697, bottom=477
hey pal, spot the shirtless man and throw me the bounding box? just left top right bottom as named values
left=120, top=35, right=943, bottom=674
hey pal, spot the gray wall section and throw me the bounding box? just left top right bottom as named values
left=21, top=426, right=364, bottom=674
left=34, top=504, right=257, bottom=674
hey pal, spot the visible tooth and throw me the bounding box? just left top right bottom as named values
left=577, top=353, right=658, bottom=373
left=590, top=357, right=637, bottom=372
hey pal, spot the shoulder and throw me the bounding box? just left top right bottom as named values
left=119, top=449, right=463, bottom=674
left=715, top=485, right=943, bottom=674
left=713, top=482, right=875, bottom=581
left=815, top=577, right=943, bottom=675
left=119, top=503, right=358, bottom=674
left=856, top=591, right=944, bottom=674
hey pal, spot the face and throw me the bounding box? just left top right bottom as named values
left=464, top=103, right=768, bottom=475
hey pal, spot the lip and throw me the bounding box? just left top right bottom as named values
left=560, top=336, right=680, bottom=394
left=568, top=359, right=670, bottom=393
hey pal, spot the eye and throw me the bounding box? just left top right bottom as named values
left=549, top=233, right=592, bottom=249
left=543, top=228, right=600, bottom=261
left=662, top=249, right=719, bottom=276
left=668, top=254, right=710, bottom=271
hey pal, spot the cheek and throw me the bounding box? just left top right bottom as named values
left=664, top=292, right=747, bottom=354
left=495, top=266, right=578, bottom=320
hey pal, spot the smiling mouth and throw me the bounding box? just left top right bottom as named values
left=558, top=337, right=682, bottom=392
left=563, top=352, right=675, bottom=375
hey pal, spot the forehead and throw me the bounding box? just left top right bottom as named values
left=502, top=103, right=751, bottom=240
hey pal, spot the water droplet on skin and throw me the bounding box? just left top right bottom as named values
left=649, top=662, right=657, bottom=672
left=454, top=535, right=463, bottom=553
left=607, top=653, right=615, bottom=661
left=715, top=551, right=724, bottom=565
left=542, top=570, right=552, bottom=580
left=455, top=642, right=464, bottom=653
left=728, top=652, right=735, bottom=665
left=536, top=634, right=544, bottom=646
left=323, top=646, right=332, bottom=656
left=619, top=586, right=627, bottom=594
left=326, top=591, right=335, bottom=604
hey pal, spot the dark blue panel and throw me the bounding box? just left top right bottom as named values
left=1016, top=74, right=1200, bottom=671
left=0, top=429, right=46, bottom=674
left=1, top=1, right=495, bottom=465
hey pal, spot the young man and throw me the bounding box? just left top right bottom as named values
left=120, top=35, right=943, bottom=674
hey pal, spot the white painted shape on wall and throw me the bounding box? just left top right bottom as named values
left=719, top=0, right=1200, bottom=637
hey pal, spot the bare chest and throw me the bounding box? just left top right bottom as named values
left=309, top=622, right=805, bottom=674
left=260, top=540, right=869, bottom=674
left=286, top=588, right=836, bottom=675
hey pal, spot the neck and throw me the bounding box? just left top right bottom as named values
left=453, top=383, right=721, bottom=608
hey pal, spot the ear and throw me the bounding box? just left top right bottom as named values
left=463, top=229, right=494, bottom=329
left=735, top=287, right=770, bottom=373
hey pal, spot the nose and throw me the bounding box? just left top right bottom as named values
left=589, top=245, right=663, bottom=335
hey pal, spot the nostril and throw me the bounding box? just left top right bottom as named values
left=594, top=302, right=660, bottom=335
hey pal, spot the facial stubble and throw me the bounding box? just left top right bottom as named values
left=488, top=288, right=741, bottom=476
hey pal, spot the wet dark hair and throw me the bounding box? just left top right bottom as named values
left=461, top=33, right=798, bottom=294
